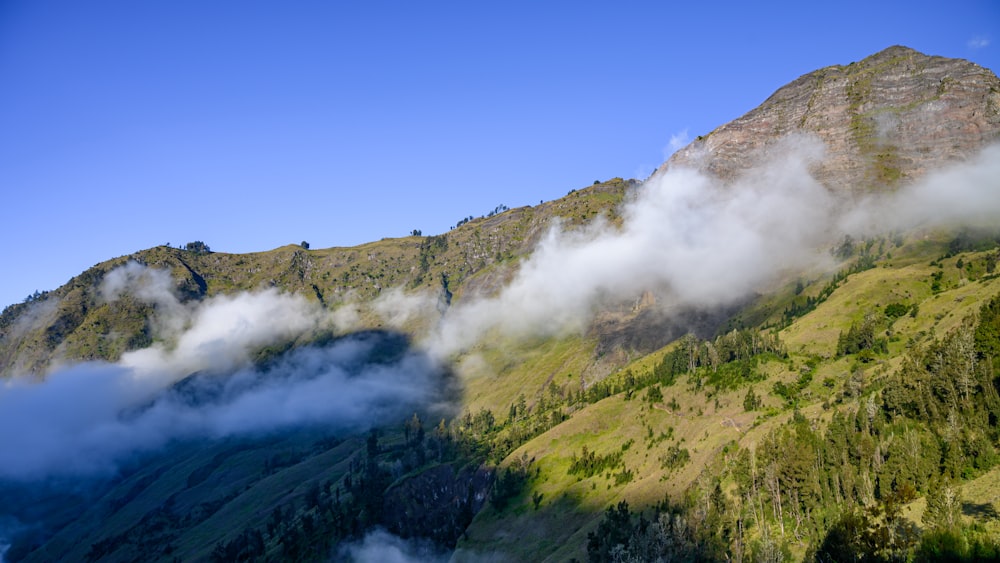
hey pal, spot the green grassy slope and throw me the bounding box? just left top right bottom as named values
left=455, top=231, right=1000, bottom=561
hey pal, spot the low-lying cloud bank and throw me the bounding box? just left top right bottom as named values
left=337, top=528, right=452, bottom=563
left=3, top=137, right=998, bottom=481
left=0, top=269, right=454, bottom=481
left=425, top=139, right=1000, bottom=355
left=841, top=144, right=1000, bottom=234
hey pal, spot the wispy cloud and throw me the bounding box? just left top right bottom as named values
left=967, top=36, right=990, bottom=50
left=664, top=129, right=690, bottom=158
left=338, top=528, right=452, bottom=563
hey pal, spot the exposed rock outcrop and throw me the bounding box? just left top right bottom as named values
left=661, top=46, right=1000, bottom=193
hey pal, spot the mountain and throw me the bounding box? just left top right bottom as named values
left=2, top=47, right=1000, bottom=563
left=662, top=45, right=1000, bottom=192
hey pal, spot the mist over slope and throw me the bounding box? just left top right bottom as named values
left=427, top=137, right=1000, bottom=355
left=3, top=136, right=997, bottom=482
left=0, top=265, right=456, bottom=481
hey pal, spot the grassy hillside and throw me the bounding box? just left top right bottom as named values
left=0, top=179, right=633, bottom=378
left=453, top=231, right=1000, bottom=561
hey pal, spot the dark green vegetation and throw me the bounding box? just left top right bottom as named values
left=2, top=426, right=489, bottom=562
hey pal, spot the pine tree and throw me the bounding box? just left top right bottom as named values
left=923, top=477, right=963, bottom=530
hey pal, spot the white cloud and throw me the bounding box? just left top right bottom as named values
left=427, top=134, right=836, bottom=355
left=100, top=261, right=188, bottom=337
left=665, top=128, right=690, bottom=158
left=967, top=36, right=990, bottom=50
left=838, top=144, right=1000, bottom=235
left=338, top=528, right=451, bottom=563
left=371, top=287, right=441, bottom=329
left=127, top=288, right=324, bottom=375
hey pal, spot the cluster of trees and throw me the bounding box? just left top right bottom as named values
left=585, top=497, right=732, bottom=562
left=837, top=305, right=919, bottom=360
left=837, top=313, right=889, bottom=361
left=490, top=453, right=533, bottom=511
left=816, top=481, right=1000, bottom=562
left=453, top=216, right=476, bottom=229
left=601, top=329, right=784, bottom=404
left=580, top=292, right=1000, bottom=562
left=184, top=241, right=211, bottom=254
left=736, top=297, right=1000, bottom=559
left=21, top=289, right=48, bottom=304
left=486, top=204, right=509, bottom=218
left=210, top=528, right=265, bottom=562
left=568, top=445, right=624, bottom=479
left=771, top=365, right=816, bottom=406
left=200, top=424, right=476, bottom=562
left=659, top=445, right=691, bottom=473
left=648, top=329, right=785, bottom=392
left=946, top=227, right=1000, bottom=256
left=199, top=445, right=380, bottom=562
left=412, top=234, right=449, bottom=286
left=450, top=203, right=510, bottom=230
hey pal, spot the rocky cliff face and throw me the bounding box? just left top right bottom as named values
left=661, top=46, right=1000, bottom=193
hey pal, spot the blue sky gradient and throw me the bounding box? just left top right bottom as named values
left=2, top=0, right=998, bottom=308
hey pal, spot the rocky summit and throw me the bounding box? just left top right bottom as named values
left=662, top=46, right=1000, bottom=193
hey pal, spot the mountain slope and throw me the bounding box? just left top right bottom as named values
left=0, top=181, right=632, bottom=377
left=454, top=237, right=1000, bottom=561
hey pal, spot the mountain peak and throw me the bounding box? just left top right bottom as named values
left=662, top=46, right=1000, bottom=192
left=865, top=44, right=921, bottom=59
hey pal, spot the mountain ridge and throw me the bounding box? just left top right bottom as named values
left=4, top=47, right=999, bottom=381
left=0, top=179, right=634, bottom=377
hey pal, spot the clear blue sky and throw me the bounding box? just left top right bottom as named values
left=2, top=0, right=998, bottom=309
